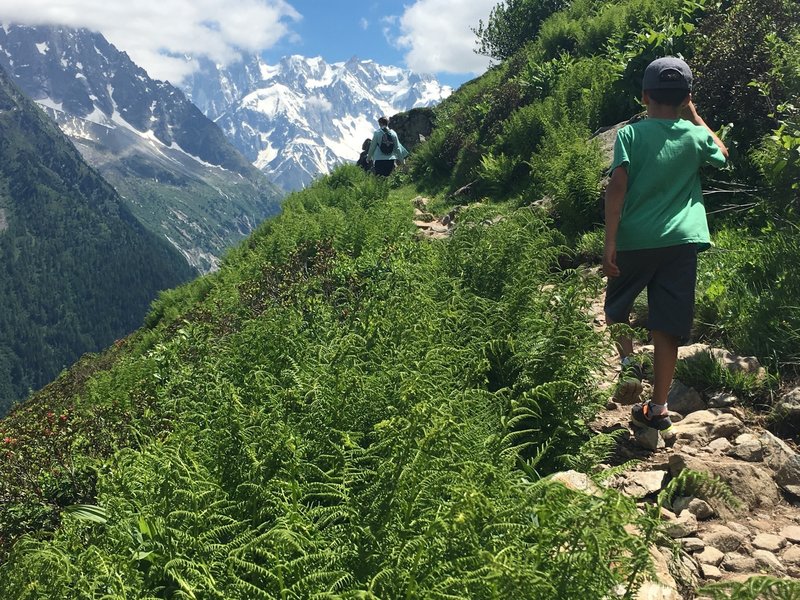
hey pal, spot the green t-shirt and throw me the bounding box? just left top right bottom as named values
left=611, top=118, right=726, bottom=251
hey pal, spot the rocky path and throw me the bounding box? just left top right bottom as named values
left=589, top=289, right=800, bottom=598
left=410, top=196, right=800, bottom=597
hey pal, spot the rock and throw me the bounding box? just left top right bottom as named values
left=613, top=470, right=668, bottom=498
left=706, top=437, right=733, bottom=454
left=752, top=549, right=784, bottom=572
left=680, top=537, right=705, bottom=552
left=668, top=380, right=706, bottom=416
left=607, top=399, right=620, bottom=410
left=722, top=552, right=758, bottom=572
left=708, top=392, right=738, bottom=409
left=550, top=470, right=601, bottom=496
left=728, top=433, right=764, bottom=462
left=665, top=512, right=698, bottom=538
left=669, top=453, right=782, bottom=512
left=727, top=522, right=751, bottom=537
left=776, top=455, right=800, bottom=497
left=782, top=545, right=800, bottom=565
left=700, top=563, right=723, bottom=580
left=635, top=546, right=681, bottom=600
left=775, top=387, right=800, bottom=420
left=688, top=498, right=715, bottom=520
left=633, top=424, right=665, bottom=450
left=780, top=525, right=800, bottom=544
left=672, top=496, right=693, bottom=514
left=677, top=344, right=765, bottom=377
left=760, top=431, right=797, bottom=472
left=696, top=546, right=725, bottom=566
left=636, top=582, right=681, bottom=600
left=753, top=533, right=787, bottom=552
left=412, top=195, right=429, bottom=209
left=671, top=410, right=744, bottom=447
left=701, top=525, right=745, bottom=553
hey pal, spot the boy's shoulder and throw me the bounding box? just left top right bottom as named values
left=618, top=118, right=706, bottom=143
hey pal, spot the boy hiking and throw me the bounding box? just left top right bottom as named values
left=603, top=57, right=729, bottom=436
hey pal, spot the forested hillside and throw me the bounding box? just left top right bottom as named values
left=0, top=0, right=798, bottom=597
left=0, top=66, right=196, bottom=415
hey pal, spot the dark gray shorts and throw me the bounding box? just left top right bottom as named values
left=604, top=244, right=698, bottom=340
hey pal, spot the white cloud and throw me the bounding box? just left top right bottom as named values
left=359, top=17, right=369, bottom=30
left=395, top=0, right=495, bottom=75
left=0, top=0, right=301, bottom=82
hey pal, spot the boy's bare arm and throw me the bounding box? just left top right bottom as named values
left=681, top=100, right=729, bottom=158
left=603, top=166, right=628, bottom=278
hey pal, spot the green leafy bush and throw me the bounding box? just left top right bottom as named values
left=696, top=226, right=800, bottom=366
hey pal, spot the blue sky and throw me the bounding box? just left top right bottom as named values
left=0, top=0, right=497, bottom=90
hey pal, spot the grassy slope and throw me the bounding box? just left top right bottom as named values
left=1, top=0, right=798, bottom=596
left=0, top=171, right=668, bottom=597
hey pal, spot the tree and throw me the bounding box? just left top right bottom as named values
left=474, top=0, right=571, bottom=61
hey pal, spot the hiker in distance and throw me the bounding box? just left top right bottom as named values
left=356, top=138, right=372, bottom=171
left=603, top=56, right=728, bottom=437
left=367, top=116, right=408, bottom=176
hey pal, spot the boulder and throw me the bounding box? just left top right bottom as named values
left=680, top=537, right=705, bottom=552
left=635, top=546, right=681, bottom=600
left=760, top=431, right=797, bottom=472
left=633, top=424, right=665, bottom=450
left=699, top=563, right=723, bottom=580
left=775, top=387, right=800, bottom=420
left=722, top=552, right=757, bottom=573
left=782, top=545, right=800, bottom=565
left=669, top=453, right=782, bottom=512
left=700, top=525, right=745, bottom=553
left=671, top=410, right=744, bottom=447
left=775, top=455, right=800, bottom=497
left=677, top=344, right=765, bottom=377
left=667, top=380, right=705, bottom=416
left=728, top=433, right=764, bottom=462
left=779, top=525, right=800, bottom=544
left=752, top=533, right=787, bottom=552
left=696, top=546, right=725, bottom=566
left=550, top=470, right=601, bottom=496
left=612, top=470, right=668, bottom=498
left=688, top=498, right=715, bottom=520
left=752, top=549, right=784, bottom=572
left=665, top=512, right=698, bottom=538
left=708, top=392, right=738, bottom=409
left=706, top=437, right=733, bottom=454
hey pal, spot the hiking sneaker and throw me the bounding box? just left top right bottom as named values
left=631, top=402, right=673, bottom=434
left=612, top=362, right=645, bottom=405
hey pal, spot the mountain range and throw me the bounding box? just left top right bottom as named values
left=181, top=55, right=452, bottom=190
left=0, top=63, right=195, bottom=413
left=0, top=24, right=283, bottom=272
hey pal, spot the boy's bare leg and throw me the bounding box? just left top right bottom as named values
left=651, top=330, right=679, bottom=408
left=606, top=317, right=633, bottom=359
left=606, top=317, right=643, bottom=404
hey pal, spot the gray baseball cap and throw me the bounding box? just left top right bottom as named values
left=642, top=57, right=693, bottom=91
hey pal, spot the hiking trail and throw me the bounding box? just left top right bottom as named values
left=410, top=195, right=800, bottom=598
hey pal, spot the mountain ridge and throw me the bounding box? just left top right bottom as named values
left=0, top=63, right=195, bottom=413
left=181, top=54, right=451, bottom=190
left=0, top=24, right=284, bottom=272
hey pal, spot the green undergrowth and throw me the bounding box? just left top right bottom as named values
left=0, top=167, right=667, bottom=597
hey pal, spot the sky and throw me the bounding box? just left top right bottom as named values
left=0, top=0, right=498, bottom=89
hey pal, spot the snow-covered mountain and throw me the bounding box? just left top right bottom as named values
left=182, top=55, right=451, bottom=190
left=0, top=24, right=283, bottom=272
